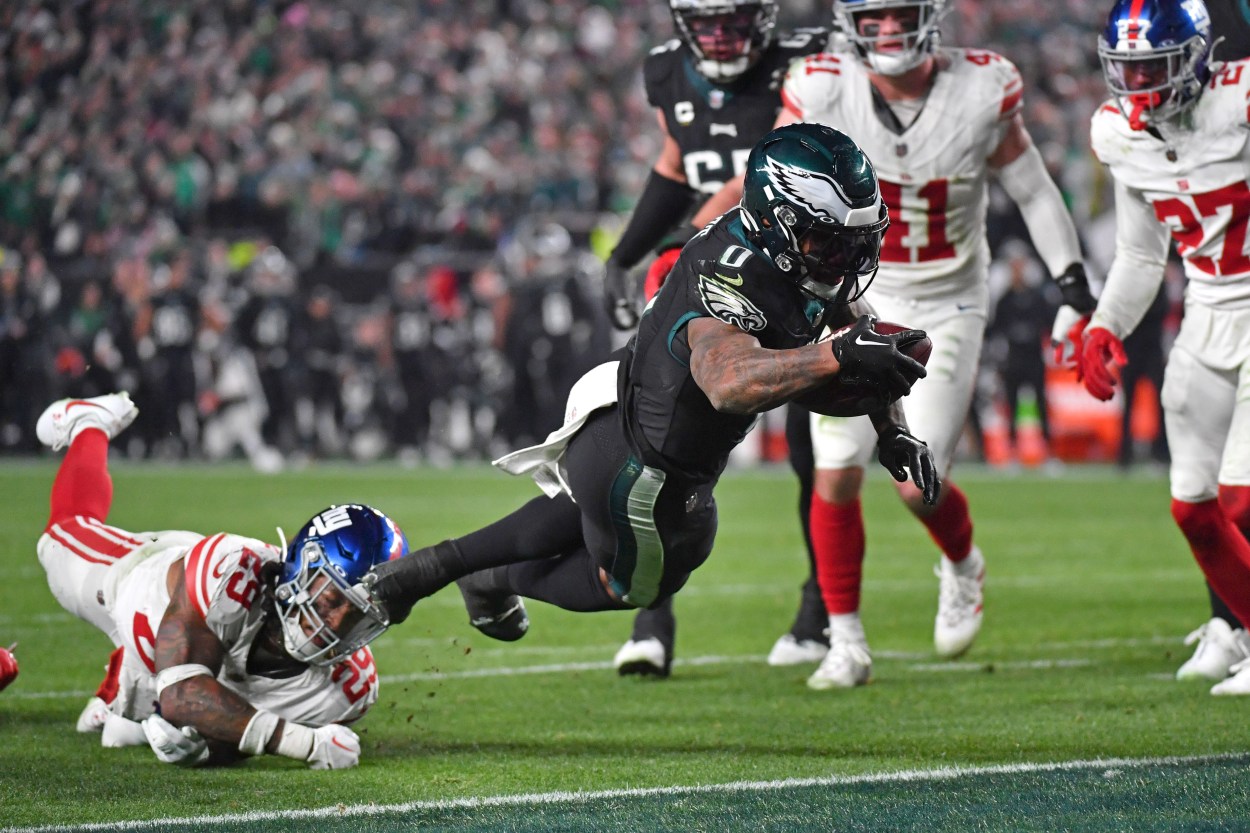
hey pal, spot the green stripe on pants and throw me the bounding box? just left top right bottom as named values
left=607, top=456, right=667, bottom=608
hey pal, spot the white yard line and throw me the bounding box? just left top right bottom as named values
left=2, top=752, right=1243, bottom=833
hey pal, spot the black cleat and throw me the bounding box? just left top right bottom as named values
left=361, top=542, right=457, bottom=625
left=456, top=570, right=529, bottom=642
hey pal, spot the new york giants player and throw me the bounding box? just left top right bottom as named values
left=35, top=392, right=409, bottom=766
left=1080, top=0, right=1250, bottom=693
left=694, top=0, right=1095, bottom=688
left=606, top=0, right=836, bottom=678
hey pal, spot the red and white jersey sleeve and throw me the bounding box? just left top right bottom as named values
left=1091, top=58, right=1250, bottom=310
left=781, top=48, right=1024, bottom=302
left=182, top=533, right=281, bottom=645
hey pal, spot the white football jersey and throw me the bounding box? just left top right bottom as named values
left=1091, top=58, right=1250, bottom=309
left=782, top=47, right=1022, bottom=300
left=106, top=532, right=379, bottom=726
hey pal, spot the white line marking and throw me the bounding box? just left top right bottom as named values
left=3, top=753, right=1244, bottom=833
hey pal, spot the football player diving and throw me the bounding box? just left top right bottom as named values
left=1077, top=0, right=1250, bottom=693
left=603, top=0, right=838, bottom=679
left=365, top=124, right=940, bottom=662
left=35, top=392, right=410, bottom=768
left=692, top=0, right=1096, bottom=689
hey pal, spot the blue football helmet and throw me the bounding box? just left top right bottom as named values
left=275, top=504, right=409, bottom=666
left=834, top=0, right=949, bottom=76
left=1098, top=0, right=1212, bottom=129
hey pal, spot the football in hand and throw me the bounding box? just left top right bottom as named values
left=795, top=321, right=932, bottom=417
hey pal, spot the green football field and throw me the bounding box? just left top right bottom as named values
left=2, top=459, right=1249, bottom=831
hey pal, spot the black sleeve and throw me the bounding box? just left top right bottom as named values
left=608, top=170, right=699, bottom=270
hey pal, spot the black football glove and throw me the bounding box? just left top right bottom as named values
left=1055, top=262, right=1097, bottom=315
left=830, top=315, right=928, bottom=400
left=877, top=424, right=940, bottom=506
left=604, top=259, right=640, bottom=331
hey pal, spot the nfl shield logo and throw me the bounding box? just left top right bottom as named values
left=895, top=143, right=908, bottom=157
left=709, top=89, right=725, bottom=109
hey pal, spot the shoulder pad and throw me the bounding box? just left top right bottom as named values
left=774, top=27, right=830, bottom=57
left=644, top=40, right=685, bottom=103
left=782, top=52, right=846, bottom=117
left=184, top=534, right=280, bottom=623
left=1206, top=59, right=1250, bottom=129
left=1089, top=101, right=1127, bottom=163
left=950, top=48, right=1023, bottom=122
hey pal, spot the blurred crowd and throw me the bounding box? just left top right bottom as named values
left=0, top=0, right=1206, bottom=466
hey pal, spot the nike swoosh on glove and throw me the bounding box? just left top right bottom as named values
left=307, top=723, right=361, bottom=770
left=830, top=314, right=928, bottom=399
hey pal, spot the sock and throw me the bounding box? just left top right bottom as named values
left=810, top=494, right=865, bottom=615
left=828, top=612, right=865, bottom=644
left=47, top=428, right=112, bottom=530
left=631, top=596, right=675, bottom=648
left=1171, top=498, right=1250, bottom=630
left=94, top=646, right=126, bottom=704
left=1214, top=485, right=1250, bottom=628
left=920, top=483, right=973, bottom=562
left=502, top=552, right=629, bottom=612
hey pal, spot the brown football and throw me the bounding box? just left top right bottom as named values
left=794, top=321, right=932, bottom=417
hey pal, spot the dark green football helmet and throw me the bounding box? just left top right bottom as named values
left=741, top=123, right=889, bottom=304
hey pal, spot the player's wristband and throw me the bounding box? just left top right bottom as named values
left=238, top=710, right=281, bottom=756
left=154, top=663, right=213, bottom=698
left=274, top=721, right=315, bottom=761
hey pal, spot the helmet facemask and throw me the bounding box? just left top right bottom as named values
left=835, top=0, right=947, bottom=76
left=1099, top=36, right=1208, bottom=129
left=671, top=0, right=777, bottom=82
left=275, top=538, right=391, bottom=666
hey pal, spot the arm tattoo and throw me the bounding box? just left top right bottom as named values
left=155, top=567, right=258, bottom=746
left=689, top=317, right=837, bottom=415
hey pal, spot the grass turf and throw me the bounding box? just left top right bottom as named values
left=1, top=460, right=1248, bottom=830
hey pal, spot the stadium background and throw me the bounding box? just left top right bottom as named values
left=1, top=0, right=1249, bottom=471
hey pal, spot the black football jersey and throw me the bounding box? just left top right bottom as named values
left=643, top=28, right=829, bottom=196
left=620, top=207, right=840, bottom=482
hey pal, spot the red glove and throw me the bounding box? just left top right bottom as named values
left=643, top=247, right=682, bottom=301
left=1078, top=326, right=1128, bottom=401
left=0, top=644, right=18, bottom=693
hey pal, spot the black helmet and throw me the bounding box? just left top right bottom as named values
left=741, top=123, right=889, bottom=304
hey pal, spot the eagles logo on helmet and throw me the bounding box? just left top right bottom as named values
left=740, top=123, right=889, bottom=304
left=669, top=0, right=778, bottom=82
left=275, top=504, right=410, bottom=666
left=834, top=0, right=949, bottom=76
left=1098, top=0, right=1213, bottom=130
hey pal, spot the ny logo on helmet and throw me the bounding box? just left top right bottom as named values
left=312, top=506, right=354, bottom=536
